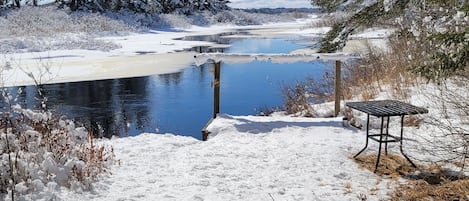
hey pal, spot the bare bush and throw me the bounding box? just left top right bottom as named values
left=342, top=39, right=421, bottom=101
left=281, top=82, right=314, bottom=117
left=281, top=73, right=335, bottom=117
left=415, top=77, right=469, bottom=173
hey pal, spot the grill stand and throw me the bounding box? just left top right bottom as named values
left=353, top=114, right=417, bottom=172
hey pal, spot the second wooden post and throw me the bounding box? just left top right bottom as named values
left=213, top=62, right=221, bottom=118
left=335, top=60, right=341, bottom=117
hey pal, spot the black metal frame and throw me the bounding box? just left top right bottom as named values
left=346, top=100, right=428, bottom=172
left=353, top=114, right=416, bottom=172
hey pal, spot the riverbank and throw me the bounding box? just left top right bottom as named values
left=1, top=16, right=331, bottom=87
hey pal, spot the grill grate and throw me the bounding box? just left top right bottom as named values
left=346, top=100, right=428, bottom=117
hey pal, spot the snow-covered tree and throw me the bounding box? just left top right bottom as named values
left=62, top=0, right=230, bottom=14
left=310, top=0, right=344, bottom=12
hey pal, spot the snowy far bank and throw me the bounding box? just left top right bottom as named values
left=1, top=14, right=331, bottom=87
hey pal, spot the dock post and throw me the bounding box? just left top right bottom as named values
left=213, top=62, right=221, bottom=118
left=202, top=62, right=221, bottom=141
left=335, top=60, right=341, bottom=117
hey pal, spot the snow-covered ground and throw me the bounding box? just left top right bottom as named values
left=58, top=115, right=392, bottom=201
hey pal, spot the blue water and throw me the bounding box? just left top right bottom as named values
left=227, top=38, right=304, bottom=53
left=2, top=37, right=332, bottom=139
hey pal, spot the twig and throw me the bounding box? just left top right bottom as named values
left=268, top=193, right=275, bottom=201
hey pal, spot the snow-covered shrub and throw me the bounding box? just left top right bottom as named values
left=1, top=6, right=74, bottom=37
left=0, top=96, right=115, bottom=200
left=223, top=10, right=260, bottom=25
left=159, top=13, right=193, bottom=29
left=103, top=10, right=161, bottom=30
left=0, top=6, right=133, bottom=53
left=212, top=10, right=235, bottom=24
left=70, top=12, right=135, bottom=34
left=0, top=6, right=134, bottom=38
left=0, top=35, right=121, bottom=53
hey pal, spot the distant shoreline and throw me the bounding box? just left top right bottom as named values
left=1, top=18, right=324, bottom=87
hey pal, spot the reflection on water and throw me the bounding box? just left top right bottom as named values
left=174, top=31, right=250, bottom=45
left=1, top=37, right=331, bottom=140
left=227, top=38, right=308, bottom=53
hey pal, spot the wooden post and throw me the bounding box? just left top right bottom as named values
left=202, top=62, right=221, bottom=141
left=213, top=62, right=221, bottom=118
left=335, top=60, right=341, bottom=117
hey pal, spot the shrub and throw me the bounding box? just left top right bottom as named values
left=0, top=6, right=135, bottom=53
left=0, top=6, right=134, bottom=37
left=281, top=82, right=315, bottom=117
left=280, top=74, right=335, bottom=117
left=213, top=10, right=236, bottom=24
left=342, top=39, right=419, bottom=101
left=415, top=77, right=469, bottom=172
left=0, top=87, right=115, bottom=200
left=159, top=13, right=193, bottom=29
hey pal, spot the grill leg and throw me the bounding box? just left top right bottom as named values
left=385, top=116, right=390, bottom=155
left=354, top=114, right=370, bottom=158
left=399, top=115, right=417, bottom=168
left=374, top=117, right=385, bottom=172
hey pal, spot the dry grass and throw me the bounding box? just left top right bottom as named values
left=353, top=154, right=469, bottom=201
left=344, top=182, right=353, bottom=194
left=342, top=38, right=423, bottom=102
left=391, top=179, right=469, bottom=201
left=403, top=115, right=424, bottom=128
left=354, top=154, right=419, bottom=178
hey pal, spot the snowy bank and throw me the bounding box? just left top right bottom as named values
left=58, top=115, right=392, bottom=201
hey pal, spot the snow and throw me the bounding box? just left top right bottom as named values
left=193, top=53, right=357, bottom=66
left=229, top=0, right=313, bottom=9
left=57, top=115, right=392, bottom=201
left=349, top=28, right=396, bottom=39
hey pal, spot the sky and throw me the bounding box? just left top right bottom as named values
left=228, top=0, right=313, bottom=9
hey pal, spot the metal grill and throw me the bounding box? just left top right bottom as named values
left=346, top=100, right=429, bottom=172
left=346, top=100, right=428, bottom=117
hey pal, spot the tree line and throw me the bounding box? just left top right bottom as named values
left=0, top=0, right=231, bottom=14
